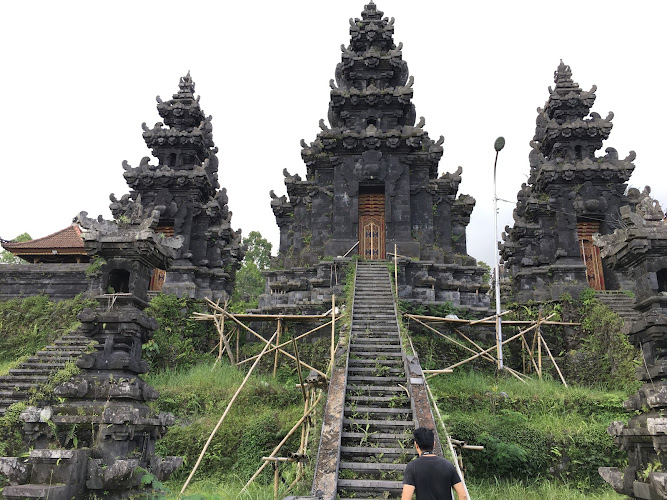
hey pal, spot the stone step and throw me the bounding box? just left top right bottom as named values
left=339, top=461, right=408, bottom=472
left=9, top=369, right=52, bottom=376
left=339, top=446, right=413, bottom=458
left=348, top=359, right=402, bottom=366
left=1, top=484, right=71, bottom=499
left=346, top=395, right=408, bottom=404
left=0, top=390, right=31, bottom=398
left=351, top=337, right=400, bottom=343
left=345, top=406, right=412, bottom=417
left=347, top=385, right=405, bottom=394
left=337, top=479, right=403, bottom=498
left=351, top=323, right=398, bottom=329
left=350, top=344, right=402, bottom=351
left=0, top=397, right=28, bottom=407
left=349, top=351, right=402, bottom=358
left=27, top=355, right=76, bottom=363
left=347, top=367, right=404, bottom=375
left=341, top=431, right=411, bottom=444
left=343, top=418, right=414, bottom=431
left=347, top=375, right=406, bottom=384
left=36, top=350, right=84, bottom=357
left=15, top=362, right=68, bottom=369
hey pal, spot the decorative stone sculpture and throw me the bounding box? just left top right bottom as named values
left=596, top=195, right=667, bottom=499
left=110, top=72, right=244, bottom=301
left=500, top=61, right=636, bottom=302
left=0, top=206, right=183, bottom=499
left=263, top=2, right=489, bottom=311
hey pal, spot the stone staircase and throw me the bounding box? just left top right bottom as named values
left=595, top=291, right=641, bottom=324
left=336, top=261, right=416, bottom=500
left=0, top=332, right=94, bottom=416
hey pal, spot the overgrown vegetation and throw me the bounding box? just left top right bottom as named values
left=230, top=231, right=272, bottom=312
left=429, top=371, right=630, bottom=493
left=0, top=294, right=96, bottom=363
left=144, top=294, right=217, bottom=372
left=148, top=361, right=315, bottom=490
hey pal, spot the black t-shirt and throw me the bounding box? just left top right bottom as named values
left=403, top=454, right=461, bottom=500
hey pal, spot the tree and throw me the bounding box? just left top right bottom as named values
left=0, top=233, right=31, bottom=264
left=230, top=231, right=273, bottom=310
left=242, top=231, right=272, bottom=270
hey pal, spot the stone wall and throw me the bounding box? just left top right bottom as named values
left=0, top=264, right=97, bottom=301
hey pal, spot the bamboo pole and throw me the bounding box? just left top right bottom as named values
left=243, top=391, right=324, bottom=491
left=540, top=333, right=568, bottom=387
left=537, top=312, right=543, bottom=380
left=274, top=319, right=282, bottom=378
left=235, top=326, right=240, bottom=364
left=331, top=295, right=336, bottom=372
left=274, top=462, right=279, bottom=500
left=394, top=244, right=398, bottom=298
left=180, top=330, right=278, bottom=496
left=440, top=313, right=556, bottom=372
left=404, top=313, right=578, bottom=326
left=213, top=312, right=236, bottom=366
left=467, top=310, right=513, bottom=326
left=521, top=332, right=539, bottom=374
left=292, top=337, right=307, bottom=403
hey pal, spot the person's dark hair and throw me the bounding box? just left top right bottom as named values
left=413, top=427, right=434, bottom=452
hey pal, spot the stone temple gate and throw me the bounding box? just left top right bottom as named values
left=263, top=1, right=489, bottom=311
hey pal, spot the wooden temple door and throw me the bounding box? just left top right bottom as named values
left=149, top=225, right=173, bottom=292
left=359, top=192, right=385, bottom=260
left=577, top=222, right=605, bottom=290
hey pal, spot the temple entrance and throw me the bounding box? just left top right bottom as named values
left=359, top=187, right=385, bottom=260
left=577, top=221, right=605, bottom=290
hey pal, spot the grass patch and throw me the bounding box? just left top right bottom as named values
left=430, top=371, right=631, bottom=490
left=147, top=360, right=319, bottom=488
left=468, top=479, right=624, bottom=499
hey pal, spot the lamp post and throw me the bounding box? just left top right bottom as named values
left=493, top=137, right=505, bottom=370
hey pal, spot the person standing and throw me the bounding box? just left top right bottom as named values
left=401, top=427, right=467, bottom=500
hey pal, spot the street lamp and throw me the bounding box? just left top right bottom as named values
left=493, top=137, right=505, bottom=370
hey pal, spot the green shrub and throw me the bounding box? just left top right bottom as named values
left=144, top=295, right=217, bottom=372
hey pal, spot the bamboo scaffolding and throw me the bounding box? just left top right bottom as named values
left=180, top=330, right=277, bottom=496
left=330, top=295, right=336, bottom=374
left=234, top=318, right=338, bottom=367
left=412, top=316, right=527, bottom=383
left=204, top=308, right=328, bottom=379
left=273, top=319, right=282, bottom=377
left=405, top=314, right=579, bottom=326
left=434, top=313, right=557, bottom=374
left=190, top=300, right=328, bottom=497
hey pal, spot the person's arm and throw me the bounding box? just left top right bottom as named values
left=453, top=481, right=467, bottom=500
left=401, top=484, right=415, bottom=500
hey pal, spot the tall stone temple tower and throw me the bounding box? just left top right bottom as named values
left=110, top=73, right=244, bottom=301
left=264, top=2, right=489, bottom=311
left=500, top=61, right=636, bottom=302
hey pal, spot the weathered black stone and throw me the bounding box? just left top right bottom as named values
left=501, top=61, right=636, bottom=302
left=0, top=209, right=183, bottom=499
left=596, top=194, right=667, bottom=498
left=263, top=2, right=489, bottom=311
left=110, top=72, right=244, bottom=301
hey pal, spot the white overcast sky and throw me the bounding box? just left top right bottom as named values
left=1, top=1, right=665, bottom=267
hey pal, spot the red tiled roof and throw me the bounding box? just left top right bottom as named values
left=2, top=225, right=86, bottom=256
